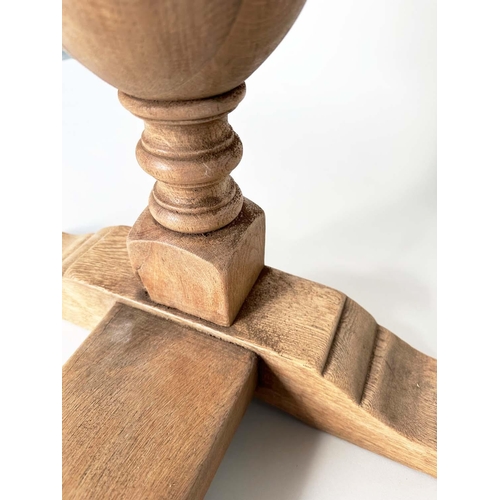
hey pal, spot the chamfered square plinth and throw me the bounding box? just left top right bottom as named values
left=127, top=199, right=265, bottom=326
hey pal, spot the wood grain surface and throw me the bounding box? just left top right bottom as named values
left=63, top=227, right=437, bottom=476
left=62, top=0, right=307, bottom=324
left=127, top=202, right=265, bottom=326
left=119, top=84, right=247, bottom=234
left=62, top=0, right=307, bottom=100
left=63, top=303, right=257, bottom=499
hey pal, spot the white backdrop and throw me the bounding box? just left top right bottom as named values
left=63, top=0, right=436, bottom=497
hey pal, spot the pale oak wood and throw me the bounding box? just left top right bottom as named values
left=63, top=302, right=257, bottom=499
left=62, top=0, right=306, bottom=321
left=119, top=84, right=247, bottom=234
left=119, top=85, right=266, bottom=325
left=62, top=0, right=307, bottom=101
left=62, top=0, right=436, bottom=487
left=128, top=203, right=264, bottom=326
left=63, top=227, right=437, bottom=476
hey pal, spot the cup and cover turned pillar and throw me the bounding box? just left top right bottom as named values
left=120, top=85, right=266, bottom=326
left=118, top=85, right=247, bottom=235
left=62, top=0, right=307, bottom=326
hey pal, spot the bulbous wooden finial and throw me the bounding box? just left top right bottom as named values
left=119, top=84, right=246, bottom=234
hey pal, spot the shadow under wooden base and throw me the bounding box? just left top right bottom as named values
left=63, top=227, right=436, bottom=477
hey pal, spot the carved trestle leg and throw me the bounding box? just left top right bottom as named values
left=63, top=227, right=437, bottom=477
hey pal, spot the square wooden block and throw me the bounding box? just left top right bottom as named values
left=128, top=199, right=265, bottom=326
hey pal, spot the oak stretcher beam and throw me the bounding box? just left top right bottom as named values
left=63, top=302, right=256, bottom=499
left=63, top=228, right=436, bottom=477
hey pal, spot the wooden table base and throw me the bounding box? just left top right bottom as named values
left=63, top=226, right=436, bottom=498
left=63, top=303, right=256, bottom=499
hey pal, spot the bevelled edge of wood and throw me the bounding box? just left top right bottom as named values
left=62, top=227, right=115, bottom=275
left=62, top=227, right=437, bottom=476
left=63, top=303, right=257, bottom=500
left=62, top=228, right=126, bottom=330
